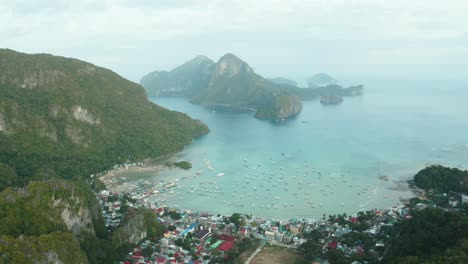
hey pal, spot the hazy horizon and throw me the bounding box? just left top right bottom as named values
left=1, top=0, right=467, bottom=84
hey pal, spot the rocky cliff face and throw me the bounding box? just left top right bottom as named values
left=0, top=179, right=104, bottom=237
left=208, top=53, right=254, bottom=85
left=0, top=180, right=105, bottom=263
left=141, top=55, right=214, bottom=96
left=111, top=209, right=163, bottom=248
left=111, top=211, right=147, bottom=247
left=275, top=94, right=303, bottom=118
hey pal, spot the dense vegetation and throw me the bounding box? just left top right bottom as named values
left=385, top=208, right=468, bottom=263
left=0, top=49, right=209, bottom=263
left=166, top=160, right=192, bottom=170
left=0, top=49, right=208, bottom=191
left=414, top=165, right=468, bottom=194
left=0, top=179, right=104, bottom=237
left=0, top=179, right=122, bottom=263
left=0, top=232, right=89, bottom=263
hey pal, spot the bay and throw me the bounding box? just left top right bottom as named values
left=115, top=80, right=468, bottom=219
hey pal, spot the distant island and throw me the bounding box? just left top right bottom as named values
left=267, top=77, right=298, bottom=87
left=140, top=54, right=364, bottom=120
left=307, top=73, right=338, bottom=88
left=320, top=94, right=343, bottom=105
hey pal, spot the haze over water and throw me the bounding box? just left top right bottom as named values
left=116, top=80, right=468, bottom=219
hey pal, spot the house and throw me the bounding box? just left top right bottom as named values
left=209, top=240, right=223, bottom=250
left=289, top=222, right=304, bottom=235
left=218, top=241, right=234, bottom=252
left=194, top=229, right=210, bottom=240
left=327, top=241, right=338, bottom=249
left=462, top=194, right=468, bottom=204
left=219, top=234, right=235, bottom=241
left=282, top=232, right=293, bottom=244
left=265, top=231, right=275, bottom=241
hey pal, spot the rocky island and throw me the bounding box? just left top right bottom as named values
left=142, top=53, right=302, bottom=120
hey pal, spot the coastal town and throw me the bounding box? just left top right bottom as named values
left=93, top=167, right=468, bottom=264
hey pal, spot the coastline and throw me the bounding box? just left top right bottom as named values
left=98, top=164, right=418, bottom=223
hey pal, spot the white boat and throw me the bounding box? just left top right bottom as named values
left=217, top=172, right=225, bottom=176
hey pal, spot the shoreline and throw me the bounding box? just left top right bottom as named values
left=98, top=157, right=420, bottom=222
left=99, top=178, right=417, bottom=224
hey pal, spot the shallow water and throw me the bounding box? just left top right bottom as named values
left=116, top=80, right=468, bottom=219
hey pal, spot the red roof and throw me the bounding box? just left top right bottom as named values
left=218, top=241, right=234, bottom=251
left=328, top=241, right=338, bottom=249
left=157, top=257, right=167, bottom=263
left=219, top=234, right=235, bottom=241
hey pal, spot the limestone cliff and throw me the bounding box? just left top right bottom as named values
left=0, top=179, right=105, bottom=237
left=111, top=209, right=163, bottom=248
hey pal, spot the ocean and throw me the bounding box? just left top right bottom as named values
left=114, top=80, right=468, bottom=219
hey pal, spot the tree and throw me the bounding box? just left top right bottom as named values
left=326, top=249, right=346, bottom=264
left=229, top=213, right=242, bottom=227
left=299, top=240, right=322, bottom=260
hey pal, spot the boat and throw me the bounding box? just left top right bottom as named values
left=217, top=172, right=225, bottom=176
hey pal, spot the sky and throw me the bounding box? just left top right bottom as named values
left=1, top=0, right=467, bottom=84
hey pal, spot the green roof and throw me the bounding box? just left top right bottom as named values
left=210, top=240, right=223, bottom=250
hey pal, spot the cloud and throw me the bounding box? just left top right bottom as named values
left=1, top=0, right=467, bottom=82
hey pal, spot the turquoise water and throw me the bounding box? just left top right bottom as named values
left=117, top=80, right=468, bottom=219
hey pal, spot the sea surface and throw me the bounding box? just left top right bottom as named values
left=115, top=80, right=468, bottom=219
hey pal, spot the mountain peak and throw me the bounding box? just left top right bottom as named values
left=214, top=53, right=253, bottom=78
left=188, top=55, right=213, bottom=64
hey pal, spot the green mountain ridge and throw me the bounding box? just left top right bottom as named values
left=0, top=49, right=208, bottom=263
left=0, top=49, right=208, bottom=189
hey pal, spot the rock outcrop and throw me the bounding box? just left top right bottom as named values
left=0, top=179, right=104, bottom=237
left=111, top=209, right=163, bottom=248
